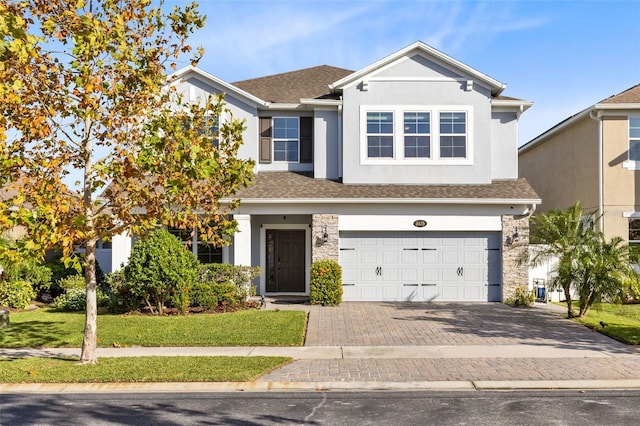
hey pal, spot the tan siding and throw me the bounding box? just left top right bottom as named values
left=602, top=116, right=640, bottom=241
left=519, top=116, right=599, bottom=214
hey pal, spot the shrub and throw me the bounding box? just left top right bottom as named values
left=52, top=286, right=109, bottom=312
left=506, top=285, right=535, bottom=307
left=309, top=259, right=342, bottom=306
left=198, top=263, right=260, bottom=301
left=0, top=280, right=36, bottom=309
left=58, top=274, right=86, bottom=291
left=52, top=287, right=87, bottom=311
left=44, top=252, right=106, bottom=297
left=124, top=228, right=199, bottom=314
left=106, top=269, right=141, bottom=313
left=190, top=282, right=240, bottom=310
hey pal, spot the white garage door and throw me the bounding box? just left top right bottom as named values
left=340, top=231, right=501, bottom=302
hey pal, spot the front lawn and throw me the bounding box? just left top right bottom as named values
left=0, top=308, right=307, bottom=348
left=0, top=356, right=291, bottom=383
left=569, top=303, right=640, bottom=345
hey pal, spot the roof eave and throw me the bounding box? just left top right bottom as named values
left=168, top=66, right=269, bottom=107
left=223, top=197, right=541, bottom=205
left=520, top=102, right=640, bottom=155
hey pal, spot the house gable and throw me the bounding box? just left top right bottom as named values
left=338, top=45, right=502, bottom=184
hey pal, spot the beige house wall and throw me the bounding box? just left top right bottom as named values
left=602, top=116, right=640, bottom=241
left=519, top=115, right=599, bottom=214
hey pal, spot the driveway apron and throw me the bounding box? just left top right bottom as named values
left=260, top=301, right=640, bottom=383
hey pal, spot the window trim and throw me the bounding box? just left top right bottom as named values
left=623, top=117, right=640, bottom=170
left=273, top=116, right=300, bottom=163
left=403, top=111, right=431, bottom=159
left=360, top=105, right=473, bottom=165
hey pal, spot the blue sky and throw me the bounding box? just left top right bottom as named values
left=171, top=0, right=640, bottom=146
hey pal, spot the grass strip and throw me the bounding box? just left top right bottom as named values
left=571, top=304, right=640, bottom=345
left=0, top=309, right=306, bottom=348
left=0, top=356, right=291, bottom=383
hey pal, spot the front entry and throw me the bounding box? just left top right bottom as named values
left=266, top=229, right=306, bottom=293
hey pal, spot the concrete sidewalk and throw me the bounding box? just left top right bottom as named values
left=3, top=302, right=640, bottom=392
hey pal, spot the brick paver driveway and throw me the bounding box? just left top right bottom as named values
left=262, top=302, right=640, bottom=383
left=277, top=301, right=629, bottom=352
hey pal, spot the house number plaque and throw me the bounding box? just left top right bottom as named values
left=413, top=220, right=427, bottom=228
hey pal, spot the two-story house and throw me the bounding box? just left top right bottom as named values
left=519, top=84, right=640, bottom=249
left=104, top=41, right=539, bottom=302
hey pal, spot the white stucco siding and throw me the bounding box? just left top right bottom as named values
left=491, top=111, right=519, bottom=179
left=340, top=58, right=493, bottom=185
left=339, top=215, right=502, bottom=232
left=313, top=109, right=340, bottom=180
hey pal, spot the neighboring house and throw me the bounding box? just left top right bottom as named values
left=104, top=41, right=539, bottom=302
left=519, top=84, right=640, bottom=248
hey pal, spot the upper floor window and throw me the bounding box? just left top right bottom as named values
left=629, top=117, right=640, bottom=161
left=439, top=112, right=467, bottom=158
left=404, top=112, right=431, bottom=158
left=273, top=117, right=299, bottom=162
left=360, top=105, right=472, bottom=165
left=366, top=112, right=394, bottom=158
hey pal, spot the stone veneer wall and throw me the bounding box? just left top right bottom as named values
left=311, top=214, right=339, bottom=262
left=501, top=214, right=530, bottom=302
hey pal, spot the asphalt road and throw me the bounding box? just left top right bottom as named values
left=2, top=390, right=639, bottom=425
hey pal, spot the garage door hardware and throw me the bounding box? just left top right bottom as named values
left=456, top=267, right=464, bottom=276
left=403, top=283, right=419, bottom=287
left=422, top=283, right=436, bottom=286
left=375, top=266, right=382, bottom=276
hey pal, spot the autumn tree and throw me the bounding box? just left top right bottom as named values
left=0, top=0, right=254, bottom=363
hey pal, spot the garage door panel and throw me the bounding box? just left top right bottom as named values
left=381, top=267, right=399, bottom=282
left=422, top=267, right=439, bottom=281
left=340, top=231, right=501, bottom=302
left=402, top=268, right=418, bottom=281
left=402, top=284, right=419, bottom=301
left=463, top=249, right=486, bottom=265
left=382, top=250, right=400, bottom=264
left=463, top=266, right=486, bottom=282
left=464, top=285, right=486, bottom=301
left=441, top=250, right=459, bottom=264
left=360, top=249, right=378, bottom=264
left=402, top=249, right=419, bottom=264
left=421, top=284, right=439, bottom=300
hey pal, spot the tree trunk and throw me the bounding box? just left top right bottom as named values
left=79, top=116, right=98, bottom=365
left=79, top=238, right=98, bottom=364
left=563, top=286, right=574, bottom=318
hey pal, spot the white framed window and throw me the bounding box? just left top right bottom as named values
left=273, top=117, right=299, bottom=162
left=360, top=105, right=472, bottom=165
left=403, top=112, right=431, bottom=158
left=439, top=111, right=467, bottom=158
left=629, top=117, right=640, bottom=161
left=366, top=111, right=394, bottom=158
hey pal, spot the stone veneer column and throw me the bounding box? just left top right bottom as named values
left=501, top=214, right=530, bottom=302
left=311, top=214, right=339, bottom=263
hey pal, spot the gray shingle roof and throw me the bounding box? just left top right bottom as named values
left=234, top=172, right=540, bottom=202
left=232, top=65, right=353, bottom=103
left=600, top=84, right=640, bottom=104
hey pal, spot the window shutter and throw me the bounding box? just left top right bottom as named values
left=300, top=117, right=313, bottom=163
left=259, top=117, right=272, bottom=164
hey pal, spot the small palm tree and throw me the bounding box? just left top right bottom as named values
left=530, top=202, right=595, bottom=318
left=576, top=236, right=636, bottom=317
left=531, top=202, right=638, bottom=318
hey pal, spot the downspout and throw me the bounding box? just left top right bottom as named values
left=338, top=98, right=343, bottom=181
left=589, top=109, right=604, bottom=232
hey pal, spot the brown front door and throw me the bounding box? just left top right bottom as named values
left=266, top=230, right=306, bottom=293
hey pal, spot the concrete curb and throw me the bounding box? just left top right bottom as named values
left=3, top=379, right=640, bottom=394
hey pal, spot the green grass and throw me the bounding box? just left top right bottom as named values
left=0, top=309, right=307, bottom=348
left=0, top=356, right=291, bottom=383
left=567, top=303, right=640, bottom=345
